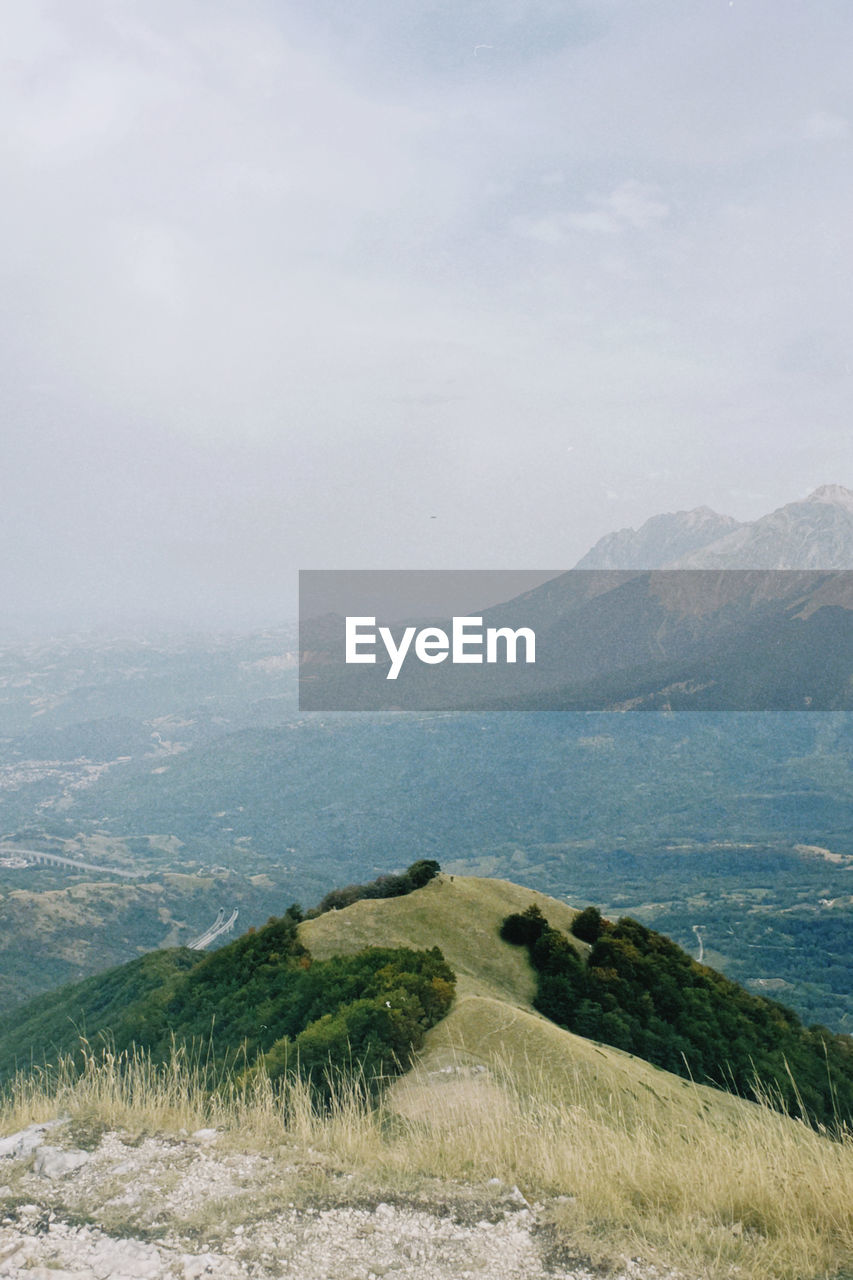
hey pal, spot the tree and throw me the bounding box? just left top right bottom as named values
left=571, top=905, right=604, bottom=944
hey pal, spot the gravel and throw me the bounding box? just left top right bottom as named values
left=0, top=1121, right=677, bottom=1280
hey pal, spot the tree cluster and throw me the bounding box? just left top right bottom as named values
left=0, top=862, right=452, bottom=1097
left=306, top=860, right=441, bottom=916
left=501, top=905, right=853, bottom=1128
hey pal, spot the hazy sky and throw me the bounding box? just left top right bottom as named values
left=3, top=0, right=853, bottom=628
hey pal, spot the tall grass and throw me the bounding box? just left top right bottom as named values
left=2, top=1044, right=853, bottom=1280
left=400, top=1060, right=853, bottom=1279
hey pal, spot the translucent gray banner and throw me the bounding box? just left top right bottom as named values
left=299, top=570, right=853, bottom=711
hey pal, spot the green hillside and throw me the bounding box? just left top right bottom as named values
left=501, top=903, right=853, bottom=1124
left=0, top=870, right=301, bottom=1015
left=5, top=871, right=853, bottom=1280
left=303, top=874, right=853, bottom=1129
left=300, top=872, right=582, bottom=1004
left=0, top=873, right=571, bottom=1081
left=3, top=871, right=852, bottom=1131
left=0, top=947, right=199, bottom=1077
left=0, top=871, right=455, bottom=1090
left=302, top=877, right=753, bottom=1129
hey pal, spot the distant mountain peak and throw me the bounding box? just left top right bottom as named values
left=671, top=484, right=853, bottom=569
left=576, top=484, right=853, bottom=570
left=574, top=505, right=742, bottom=570
left=805, top=483, right=853, bottom=511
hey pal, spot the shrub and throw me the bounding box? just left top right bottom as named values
left=308, top=860, right=441, bottom=917
left=404, top=859, right=441, bottom=889
left=500, top=904, right=548, bottom=947
left=570, top=906, right=604, bottom=944
left=502, top=907, right=853, bottom=1127
left=259, top=945, right=456, bottom=1097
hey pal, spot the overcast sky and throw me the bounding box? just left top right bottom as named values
left=3, top=0, right=853, bottom=629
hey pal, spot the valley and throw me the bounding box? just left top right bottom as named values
left=2, top=487, right=852, bottom=1031
left=1, top=671, right=851, bottom=1029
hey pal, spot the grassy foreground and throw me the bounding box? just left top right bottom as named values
left=3, top=1042, right=853, bottom=1280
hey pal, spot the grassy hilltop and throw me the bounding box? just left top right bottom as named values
left=2, top=872, right=853, bottom=1279
left=301, top=874, right=853, bottom=1127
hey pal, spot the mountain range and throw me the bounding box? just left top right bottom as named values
left=301, top=486, right=853, bottom=712
left=575, top=484, right=853, bottom=570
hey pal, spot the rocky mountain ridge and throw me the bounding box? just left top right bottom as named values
left=574, top=506, right=742, bottom=569
left=575, top=485, right=853, bottom=570
left=2, top=880, right=850, bottom=1280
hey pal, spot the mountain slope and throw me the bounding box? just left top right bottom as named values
left=675, top=485, right=853, bottom=568
left=0, top=947, right=199, bottom=1077
left=4, top=874, right=853, bottom=1280
left=4, top=869, right=853, bottom=1128
left=303, top=877, right=753, bottom=1130
left=575, top=506, right=742, bottom=569
left=574, top=484, right=853, bottom=571
left=305, top=875, right=853, bottom=1126
left=1, top=872, right=769, bottom=1131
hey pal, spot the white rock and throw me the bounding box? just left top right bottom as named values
left=0, top=1240, right=26, bottom=1274
left=32, top=1146, right=91, bottom=1179
left=182, top=1253, right=221, bottom=1278
left=24, top=1271, right=96, bottom=1280
left=0, top=1120, right=63, bottom=1160
left=89, top=1237, right=162, bottom=1278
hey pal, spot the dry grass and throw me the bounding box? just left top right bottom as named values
left=391, top=1056, right=853, bottom=1280
left=3, top=1043, right=853, bottom=1280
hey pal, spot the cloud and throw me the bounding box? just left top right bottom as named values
left=514, top=181, right=669, bottom=242
left=564, top=210, right=621, bottom=236
left=568, top=181, right=670, bottom=235
left=2, top=0, right=853, bottom=624
left=603, top=180, right=670, bottom=229
left=800, top=111, right=850, bottom=142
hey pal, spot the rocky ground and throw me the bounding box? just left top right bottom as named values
left=0, top=1118, right=672, bottom=1280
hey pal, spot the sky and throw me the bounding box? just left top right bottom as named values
left=2, top=0, right=853, bottom=629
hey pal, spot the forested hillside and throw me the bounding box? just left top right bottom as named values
left=0, top=863, right=451, bottom=1087
left=502, top=904, right=853, bottom=1127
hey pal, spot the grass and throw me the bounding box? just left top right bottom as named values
left=299, top=873, right=585, bottom=1005
left=2, top=1041, right=853, bottom=1280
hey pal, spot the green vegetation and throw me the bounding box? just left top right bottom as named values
left=502, top=904, right=853, bottom=1127
left=4, top=635, right=853, bottom=1036
left=569, top=904, right=604, bottom=943
left=4, top=872, right=853, bottom=1280
left=307, top=859, right=441, bottom=915
left=0, top=868, right=307, bottom=1015
left=257, top=946, right=454, bottom=1094
left=0, top=947, right=199, bottom=1077
left=0, top=867, right=454, bottom=1093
